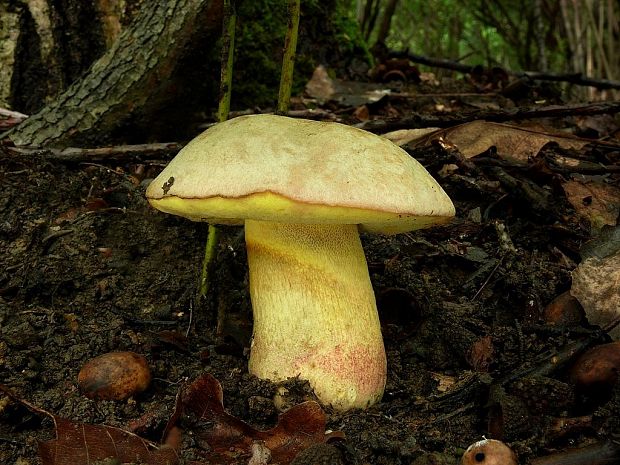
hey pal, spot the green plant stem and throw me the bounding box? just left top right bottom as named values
left=217, top=0, right=236, bottom=122
left=200, top=0, right=236, bottom=299
left=276, top=0, right=301, bottom=114
left=200, top=223, right=221, bottom=297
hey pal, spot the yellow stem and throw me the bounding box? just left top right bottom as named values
left=245, top=220, right=386, bottom=411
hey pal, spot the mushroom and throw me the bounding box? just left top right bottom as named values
left=461, top=439, right=517, bottom=465
left=146, top=114, right=455, bottom=410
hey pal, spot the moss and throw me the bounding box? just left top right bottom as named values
left=231, top=0, right=370, bottom=108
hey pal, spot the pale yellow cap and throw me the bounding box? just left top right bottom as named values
left=146, top=114, right=455, bottom=234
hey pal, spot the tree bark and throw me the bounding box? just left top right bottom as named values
left=3, top=0, right=222, bottom=147
left=0, top=0, right=140, bottom=113
left=375, top=0, right=398, bottom=46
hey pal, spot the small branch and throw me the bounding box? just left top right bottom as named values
left=389, top=50, right=620, bottom=90
left=199, top=224, right=220, bottom=298
left=3, top=143, right=183, bottom=163
left=518, top=70, right=620, bottom=89
left=356, top=101, right=620, bottom=132
left=0, top=108, right=29, bottom=120
left=530, top=440, right=620, bottom=465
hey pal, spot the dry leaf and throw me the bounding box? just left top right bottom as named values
left=467, top=336, right=495, bottom=372
left=381, top=128, right=440, bottom=146
left=0, top=385, right=179, bottom=465
left=305, top=65, right=337, bottom=102
left=39, top=416, right=179, bottom=465
left=1, top=373, right=339, bottom=465
left=571, top=250, right=620, bottom=340
left=352, top=105, right=370, bottom=121
left=408, top=121, right=591, bottom=163
left=562, top=180, right=620, bottom=230
left=305, top=65, right=391, bottom=106
left=430, top=372, right=457, bottom=393
left=177, top=374, right=338, bottom=464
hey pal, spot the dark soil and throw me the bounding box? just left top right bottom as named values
left=1, top=79, right=619, bottom=465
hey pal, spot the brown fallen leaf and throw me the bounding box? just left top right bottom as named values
left=571, top=250, right=620, bottom=340
left=39, top=416, right=179, bottom=465
left=1, top=373, right=339, bottom=465
left=0, top=384, right=179, bottom=465
left=173, top=373, right=340, bottom=465
left=466, top=335, right=495, bottom=372
left=352, top=105, right=370, bottom=121
left=381, top=128, right=440, bottom=146
left=562, top=179, right=620, bottom=230
left=406, top=121, right=596, bottom=163
left=305, top=64, right=391, bottom=107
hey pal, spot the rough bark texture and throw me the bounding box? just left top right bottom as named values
left=4, top=0, right=222, bottom=147
left=0, top=0, right=138, bottom=112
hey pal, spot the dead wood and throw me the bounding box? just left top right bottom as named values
left=3, top=142, right=182, bottom=163
left=389, top=51, right=620, bottom=90
left=357, top=101, right=620, bottom=132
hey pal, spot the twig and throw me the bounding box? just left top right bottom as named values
left=389, top=50, right=620, bottom=89
left=186, top=299, right=194, bottom=338
left=4, top=143, right=182, bottom=163
left=471, top=256, right=504, bottom=301
left=199, top=223, right=220, bottom=298
left=428, top=402, right=476, bottom=424
left=356, top=101, right=620, bottom=133
left=530, top=440, right=620, bottom=465
left=0, top=108, right=28, bottom=119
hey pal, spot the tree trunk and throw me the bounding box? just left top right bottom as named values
left=2, top=0, right=369, bottom=148
left=375, top=0, right=398, bottom=45
left=3, top=0, right=222, bottom=147
left=0, top=0, right=141, bottom=114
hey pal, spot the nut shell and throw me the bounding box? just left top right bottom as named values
left=78, top=351, right=151, bottom=401
left=570, top=342, right=620, bottom=394
left=543, top=291, right=585, bottom=326
left=461, top=439, right=517, bottom=465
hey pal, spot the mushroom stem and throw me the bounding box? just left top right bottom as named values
left=245, top=219, right=386, bottom=411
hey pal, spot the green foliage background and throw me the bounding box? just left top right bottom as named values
left=342, top=0, right=571, bottom=73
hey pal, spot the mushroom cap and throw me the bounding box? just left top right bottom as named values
left=146, top=114, right=455, bottom=234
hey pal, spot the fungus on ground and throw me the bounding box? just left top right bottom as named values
left=461, top=439, right=517, bottom=465
left=146, top=114, right=455, bottom=411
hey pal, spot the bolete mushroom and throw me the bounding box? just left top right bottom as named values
left=146, top=114, right=455, bottom=410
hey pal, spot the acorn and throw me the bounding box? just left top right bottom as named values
left=569, top=341, right=620, bottom=399
left=543, top=291, right=585, bottom=326
left=461, top=439, right=517, bottom=465
left=78, top=351, right=151, bottom=401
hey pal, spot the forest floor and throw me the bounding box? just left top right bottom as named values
left=1, top=70, right=620, bottom=465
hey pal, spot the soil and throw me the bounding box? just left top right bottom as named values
left=1, top=77, right=619, bottom=465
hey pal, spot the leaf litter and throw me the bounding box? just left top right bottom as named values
left=0, top=374, right=337, bottom=465
left=2, top=64, right=620, bottom=465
